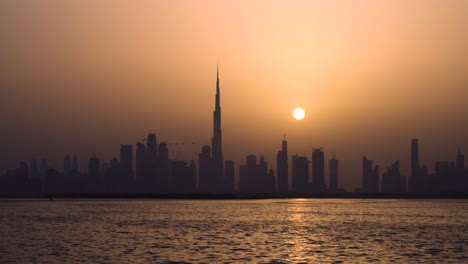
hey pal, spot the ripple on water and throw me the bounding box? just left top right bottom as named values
left=0, top=199, right=467, bottom=263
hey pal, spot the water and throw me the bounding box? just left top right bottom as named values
left=0, top=199, right=467, bottom=263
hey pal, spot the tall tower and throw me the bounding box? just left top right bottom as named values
left=277, top=134, right=289, bottom=193
left=211, top=65, right=224, bottom=187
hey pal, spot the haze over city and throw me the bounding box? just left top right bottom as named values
left=1, top=0, right=468, bottom=191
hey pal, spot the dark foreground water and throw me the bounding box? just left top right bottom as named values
left=0, top=199, right=467, bottom=263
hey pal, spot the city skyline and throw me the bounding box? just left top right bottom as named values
left=1, top=1, right=468, bottom=191
left=1, top=64, right=468, bottom=192
left=1, top=67, right=466, bottom=195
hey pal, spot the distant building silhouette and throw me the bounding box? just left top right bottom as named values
left=362, top=156, right=379, bottom=193
left=136, top=142, right=146, bottom=183
left=198, top=145, right=213, bottom=192
left=120, top=145, right=133, bottom=178
left=237, top=154, right=274, bottom=193
left=157, top=142, right=169, bottom=192
left=147, top=133, right=158, bottom=159
left=211, top=65, right=224, bottom=191
left=410, top=138, right=422, bottom=192
left=87, top=156, right=100, bottom=193
left=312, top=149, right=326, bottom=193
left=329, top=155, right=339, bottom=193
left=277, top=135, right=289, bottom=193
left=381, top=160, right=406, bottom=193
left=293, top=156, right=309, bottom=193
left=146, top=133, right=158, bottom=192
left=119, top=145, right=134, bottom=192
left=171, top=160, right=196, bottom=193
left=224, top=160, right=235, bottom=193
left=238, top=165, right=248, bottom=192
left=245, top=154, right=257, bottom=193
left=428, top=149, right=467, bottom=193
left=88, top=156, right=100, bottom=178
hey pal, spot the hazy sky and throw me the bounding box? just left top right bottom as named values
left=1, top=0, right=467, bottom=190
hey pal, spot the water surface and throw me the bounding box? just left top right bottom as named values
left=0, top=199, right=467, bottom=263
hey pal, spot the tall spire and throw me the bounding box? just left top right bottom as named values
left=216, top=62, right=220, bottom=109
left=211, top=63, right=224, bottom=185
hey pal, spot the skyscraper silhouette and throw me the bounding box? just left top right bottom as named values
left=224, top=160, right=235, bottom=192
left=312, top=148, right=326, bottom=193
left=136, top=142, right=147, bottom=190
left=88, top=156, right=100, bottom=178
left=157, top=142, right=169, bottom=192
left=362, top=156, right=379, bottom=193
left=120, top=145, right=133, bottom=178
left=381, top=160, right=405, bottom=193
left=211, top=65, right=224, bottom=188
left=410, top=138, right=420, bottom=192
left=146, top=133, right=158, bottom=192
left=198, top=145, right=212, bottom=192
left=293, top=156, right=309, bottom=193
left=277, top=135, right=288, bottom=193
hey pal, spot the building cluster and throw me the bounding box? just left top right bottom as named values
left=360, top=139, right=468, bottom=193
left=1, top=67, right=467, bottom=196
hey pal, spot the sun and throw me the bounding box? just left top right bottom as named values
left=293, top=108, right=305, bottom=120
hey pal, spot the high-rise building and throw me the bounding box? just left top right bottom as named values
left=312, top=149, right=326, bottom=192
left=329, top=156, right=339, bottom=193
left=410, top=138, right=420, bottom=192
left=120, top=145, right=133, bottom=178
left=145, top=133, right=158, bottom=192
left=293, top=156, right=309, bottom=193
left=224, top=160, right=235, bottom=193
left=362, top=156, right=379, bottom=193
left=157, top=142, right=169, bottom=192
left=88, top=156, right=100, bottom=178
left=198, top=145, right=212, bottom=192
left=211, top=65, right=224, bottom=188
left=381, top=160, right=405, bottom=193
left=277, top=135, right=288, bottom=193
left=147, top=133, right=157, bottom=157
left=171, top=160, right=195, bottom=193
left=135, top=142, right=147, bottom=183
left=238, top=165, right=248, bottom=192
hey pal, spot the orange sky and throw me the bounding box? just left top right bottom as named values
left=1, top=0, right=467, bottom=190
